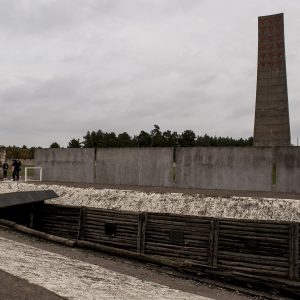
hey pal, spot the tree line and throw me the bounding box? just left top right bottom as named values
left=62, top=125, right=253, bottom=148
left=0, top=145, right=36, bottom=160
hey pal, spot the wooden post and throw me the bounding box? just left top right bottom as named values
left=78, top=207, right=86, bottom=240
left=140, top=213, right=148, bottom=254
left=294, top=223, right=299, bottom=280
left=289, top=223, right=299, bottom=280
left=137, top=213, right=143, bottom=253
left=208, top=218, right=215, bottom=266
left=212, top=219, right=219, bottom=268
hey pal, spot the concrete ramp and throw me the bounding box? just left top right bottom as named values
left=0, top=190, right=58, bottom=208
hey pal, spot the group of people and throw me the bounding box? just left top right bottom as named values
left=2, top=160, right=22, bottom=181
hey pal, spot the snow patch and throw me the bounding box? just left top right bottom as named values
left=0, top=182, right=299, bottom=221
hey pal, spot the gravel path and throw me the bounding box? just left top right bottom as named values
left=0, top=236, right=212, bottom=300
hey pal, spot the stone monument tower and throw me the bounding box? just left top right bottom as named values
left=253, top=13, right=291, bottom=146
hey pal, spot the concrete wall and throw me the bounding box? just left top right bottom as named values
left=35, top=148, right=95, bottom=183
left=95, top=148, right=173, bottom=186
left=34, top=147, right=300, bottom=193
left=276, top=147, right=300, bottom=193
left=176, top=147, right=273, bottom=191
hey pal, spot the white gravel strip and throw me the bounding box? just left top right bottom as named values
left=0, top=182, right=300, bottom=221
left=0, top=237, right=211, bottom=300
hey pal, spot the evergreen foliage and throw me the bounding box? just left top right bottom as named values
left=78, top=125, right=253, bottom=148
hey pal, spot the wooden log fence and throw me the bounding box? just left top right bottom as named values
left=36, top=204, right=81, bottom=240
left=218, top=219, right=290, bottom=279
left=34, top=204, right=300, bottom=292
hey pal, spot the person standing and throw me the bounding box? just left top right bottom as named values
left=2, top=161, right=8, bottom=180
left=17, top=160, right=22, bottom=172
left=12, top=159, right=21, bottom=181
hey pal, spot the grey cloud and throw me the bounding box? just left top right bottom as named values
left=0, top=0, right=299, bottom=147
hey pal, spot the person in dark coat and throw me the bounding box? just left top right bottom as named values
left=2, top=161, right=8, bottom=180
left=12, top=159, right=21, bottom=181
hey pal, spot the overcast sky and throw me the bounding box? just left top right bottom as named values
left=0, top=0, right=299, bottom=147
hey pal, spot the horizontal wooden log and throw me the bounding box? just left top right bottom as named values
left=86, top=211, right=139, bottom=220
left=145, top=236, right=209, bottom=247
left=147, top=219, right=210, bottom=228
left=85, top=224, right=137, bottom=233
left=85, top=220, right=137, bottom=228
left=40, top=224, right=78, bottom=230
left=144, top=246, right=209, bottom=256
left=218, top=259, right=287, bottom=269
left=146, top=231, right=209, bottom=240
left=41, top=227, right=77, bottom=232
left=144, top=250, right=209, bottom=261
left=39, top=227, right=79, bottom=234
left=40, top=219, right=79, bottom=224
left=145, top=251, right=209, bottom=266
left=40, top=225, right=78, bottom=230
left=145, top=241, right=209, bottom=251
left=84, top=234, right=138, bottom=244
left=86, top=213, right=138, bottom=223
left=218, top=264, right=288, bottom=277
left=218, top=259, right=288, bottom=272
left=44, top=204, right=80, bottom=210
left=13, top=224, right=76, bottom=247
left=144, top=251, right=209, bottom=262
left=147, top=213, right=211, bottom=223
left=0, top=219, right=16, bottom=227
left=219, top=247, right=288, bottom=256
left=218, top=248, right=288, bottom=258
left=146, top=232, right=209, bottom=244
left=219, top=229, right=288, bottom=239
left=219, top=242, right=289, bottom=252
left=219, top=234, right=288, bottom=243
left=41, top=220, right=79, bottom=225
left=43, top=214, right=78, bottom=218
left=85, top=227, right=137, bottom=235
left=218, top=250, right=288, bottom=263
left=86, top=207, right=140, bottom=215
left=85, top=220, right=138, bottom=229
left=85, top=216, right=138, bottom=226
left=85, top=213, right=136, bottom=219
left=40, top=221, right=79, bottom=227
left=83, top=239, right=136, bottom=247
left=84, top=237, right=137, bottom=249
left=219, top=238, right=288, bottom=247
left=41, top=212, right=80, bottom=217
left=41, top=230, right=78, bottom=238
left=145, top=241, right=209, bottom=254
left=219, top=224, right=289, bottom=234
left=146, top=224, right=210, bottom=233
left=39, top=226, right=79, bottom=232
left=219, top=219, right=289, bottom=228
left=84, top=232, right=137, bottom=241
left=146, top=229, right=209, bottom=237
left=227, top=269, right=300, bottom=288
left=42, top=208, right=80, bottom=213
left=41, top=217, right=80, bottom=222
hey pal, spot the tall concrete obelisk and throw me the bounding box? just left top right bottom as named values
left=253, top=13, right=291, bottom=146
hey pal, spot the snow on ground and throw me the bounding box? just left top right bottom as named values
left=0, top=237, right=210, bottom=300
left=0, top=182, right=300, bottom=222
